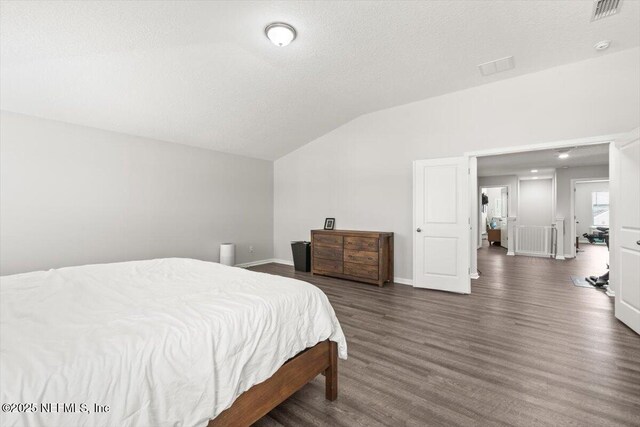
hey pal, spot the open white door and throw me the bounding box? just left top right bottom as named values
left=413, top=157, right=470, bottom=294
left=611, top=129, right=640, bottom=335
left=500, top=187, right=508, bottom=249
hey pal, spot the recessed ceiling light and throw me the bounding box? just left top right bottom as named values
left=530, top=169, right=538, bottom=173
left=558, top=153, right=570, bottom=159
left=265, top=22, right=296, bottom=47
left=594, top=40, right=611, bottom=51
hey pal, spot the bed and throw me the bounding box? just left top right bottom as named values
left=0, top=258, right=347, bottom=427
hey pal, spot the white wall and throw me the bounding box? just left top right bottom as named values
left=274, top=49, right=640, bottom=281
left=555, top=164, right=609, bottom=257
left=0, top=112, right=274, bottom=275
left=518, top=179, right=553, bottom=226
left=575, top=181, right=609, bottom=240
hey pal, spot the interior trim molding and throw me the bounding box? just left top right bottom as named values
left=270, top=258, right=295, bottom=266
left=235, top=258, right=292, bottom=268
left=464, top=133, right=624, bottom=157
left=393, top=277, right=413, bottom=286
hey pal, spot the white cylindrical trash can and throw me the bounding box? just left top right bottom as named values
left=220, top=243, right=235, bottom=266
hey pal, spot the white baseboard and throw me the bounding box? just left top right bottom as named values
left=235, top=258, right=293, bottom=268
left=470, top=272, right=480, bottom=279
left=514, top=251, right=553, bottom=258
left=605, top=288, right=615, bottom=297
left=393, top=277, right=413, bottom=286
left=234, top=259, right=276, bottom=268
left=507, top=251, right=515, bottom=256
left=555, top=255, right=566, bottom=260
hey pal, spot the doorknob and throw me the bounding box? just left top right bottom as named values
left=637, top=240, right=640, bottom=246
left=416, top=228, right=422, bottom=232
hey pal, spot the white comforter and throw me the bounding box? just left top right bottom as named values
left=0, top=258, right=347, bottom=427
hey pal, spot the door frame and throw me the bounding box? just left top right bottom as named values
left=569, top=178, right=610, bottom=259
left=465, top=132, right=625, bottom=284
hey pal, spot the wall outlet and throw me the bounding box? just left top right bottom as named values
left=249, top=245, right=254, bottom=253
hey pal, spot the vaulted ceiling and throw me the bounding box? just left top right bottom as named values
left=1, top=1, right=639, bottom=160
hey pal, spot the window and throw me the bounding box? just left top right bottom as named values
left=592, top=191, right=609, bottom=226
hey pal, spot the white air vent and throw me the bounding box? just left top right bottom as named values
left=478, top=56, right=515, bottom=77
left=592, top=0, right=622, bottom=21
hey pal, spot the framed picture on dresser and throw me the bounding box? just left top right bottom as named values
left=324, top=218, right=335, bottom=230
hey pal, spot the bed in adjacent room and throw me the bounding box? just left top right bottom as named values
left=0, top=258, right=347, bottom=427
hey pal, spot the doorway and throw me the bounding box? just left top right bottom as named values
left=412, top=130, right=638, bottom=335
left=571, top=179, right=610, bottom=258
left=480, top=186, right=508, bottom=251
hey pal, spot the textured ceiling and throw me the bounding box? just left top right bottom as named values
left=478, top=143, right=610, bottom=177
left=1, top=1, right=639, bottom=160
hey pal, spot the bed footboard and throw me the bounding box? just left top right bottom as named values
left=209, top=340, right=338, bottom=426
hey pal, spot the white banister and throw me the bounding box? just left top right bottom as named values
left=515, top=225, right=556, bottom=258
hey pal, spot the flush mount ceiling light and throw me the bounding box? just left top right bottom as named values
left=594, top=40, right=611, bottom=51
left=265, top=22, right=296, bottom=47
left=530, top=169, right=538, bottom=173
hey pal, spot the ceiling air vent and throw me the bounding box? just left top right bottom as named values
left=478, top=56, right=515, bottom=77
left=592, top=0, right=622, bottom=21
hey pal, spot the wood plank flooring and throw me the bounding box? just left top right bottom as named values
left=249, top=242, right=640, bottom=426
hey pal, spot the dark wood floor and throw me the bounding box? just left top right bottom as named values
left=249, top=243, right=640, bottom=426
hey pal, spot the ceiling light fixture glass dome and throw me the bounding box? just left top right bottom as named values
left=265, top=22, right=296, bottom=47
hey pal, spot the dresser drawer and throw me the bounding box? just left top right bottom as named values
left=344, top=249, right=378, bottom=265
left=314, top=258, right=343, bottom=274
left=344, top=236, right=378, bottom=252
left=314, top=244, right=343, bottom=261
left=344, top=262, right=378, bottom=280
left=313, top=234, right=344, bottom=247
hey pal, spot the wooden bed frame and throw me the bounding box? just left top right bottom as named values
left=208, top=340, right=338, bottom=426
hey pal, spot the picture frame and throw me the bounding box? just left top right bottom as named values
left=324, top=218, right=335, bottom=230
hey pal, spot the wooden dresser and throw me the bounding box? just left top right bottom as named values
left=487, top=228, right=501, bottom=245
left=311, top=230, right=394, bottom=287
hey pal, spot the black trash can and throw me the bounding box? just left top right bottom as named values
left=291, top=241, right=311, bottom=272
